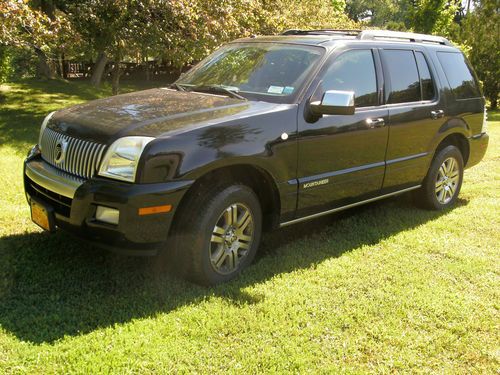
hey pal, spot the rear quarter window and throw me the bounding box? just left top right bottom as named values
left=437, top=52, right=481, bottom=99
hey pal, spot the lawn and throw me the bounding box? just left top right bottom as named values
left=0, top=80, right=498, bottom=373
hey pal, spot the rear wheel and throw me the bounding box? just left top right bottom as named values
left=414, top=145, right=464, bottom=210
left=170, top=183, right=262, bottom=285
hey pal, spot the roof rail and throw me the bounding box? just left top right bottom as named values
left=282, top=29, right=362, bottom=36
left=281, top=29, right=453, bottom=46
left=357, top=30, right=452, bottom=46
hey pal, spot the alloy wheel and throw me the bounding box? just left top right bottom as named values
left=435, top=156, right=460, bottom=204
left=209, top=203, right=254, bottom=275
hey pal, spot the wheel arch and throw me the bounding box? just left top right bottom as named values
left=429, top=117, right=472, bottom=166
left=172, top=163, right=282, bottom=235
left=432, top=132, right=470, bottom=167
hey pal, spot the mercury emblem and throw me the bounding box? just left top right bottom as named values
left=54, top=139, right=68, bottom=164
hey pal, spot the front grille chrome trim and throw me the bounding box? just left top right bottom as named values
left=40, top=127, right=106, bottom=179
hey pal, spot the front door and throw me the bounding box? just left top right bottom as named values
left=297, top=48, right=389, bottom=216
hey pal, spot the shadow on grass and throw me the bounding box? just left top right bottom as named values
left=0, top=195, right=468, bottom=344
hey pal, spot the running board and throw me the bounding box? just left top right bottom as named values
left=280, top=185, right=421, bottom=227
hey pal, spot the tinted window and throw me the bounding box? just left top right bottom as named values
left=320, top=50, right=378, bottom=107
left=437, top=52, right=480, bottom=99
left=415, top=52, right=435, bottom=100
left=383, top=50, right=421, bottom=103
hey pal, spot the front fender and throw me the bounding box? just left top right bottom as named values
left=138, top=106, right=299, bottom=185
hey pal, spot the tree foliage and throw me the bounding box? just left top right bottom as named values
left=407, top=0, right=459, bottom=35
left=0, top=0, right=497, bottom=104
left=60, top=0, right=353, bottom=92
left=345, top=0, right=459, bottom=35
left=0, top=0, right=75, bottom=78
left=461, top=0, right=499, bottom=108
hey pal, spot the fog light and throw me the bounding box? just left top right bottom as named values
left=96, top=206, right=119, bottom=225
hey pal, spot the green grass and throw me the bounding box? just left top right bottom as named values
left=0, top=79, right=499, bottom=373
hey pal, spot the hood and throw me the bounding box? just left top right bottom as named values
left=48, top=88, right=275, bottom=143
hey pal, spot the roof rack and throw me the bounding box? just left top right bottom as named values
left=282, top=29, right=361, bottom=36
left=357, top=30, right=452, bottom=46
left=281, top=29, right=453, bottom=46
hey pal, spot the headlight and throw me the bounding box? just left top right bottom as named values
left=38, top=112, right=55, bottom=149
left=98, top=136, right=155, bottom=182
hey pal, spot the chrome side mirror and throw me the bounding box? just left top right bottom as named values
left=309, top=90, right=355, bottom=116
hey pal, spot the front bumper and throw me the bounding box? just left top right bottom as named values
left=467, top=132, right=489, bottom=169
left=24, top=151, right=193, bottom=256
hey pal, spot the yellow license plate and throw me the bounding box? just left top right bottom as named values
left=31, top=200, right=51, bottom=231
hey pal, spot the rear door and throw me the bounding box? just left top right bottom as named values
left=296, top=47, right=389, bottom=216
left=381, top=48, right=447, bottom=191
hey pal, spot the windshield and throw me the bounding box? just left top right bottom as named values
left=176, top=42, right=324, bottom=103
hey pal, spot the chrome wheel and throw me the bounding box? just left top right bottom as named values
left=209, top=203, right=254, bottom=275
left=435, top=156, right=460, bottom=204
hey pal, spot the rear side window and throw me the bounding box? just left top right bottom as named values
left=415, top=52, right=435, bottom=100
left=320, top=49, right=378, bottom=107
left=437, top=52, right=480, bottom=99
left=383, top=50, right=421, bottom=104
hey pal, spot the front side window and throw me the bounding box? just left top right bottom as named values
left=318, top=49, right=378, bottom=107
left=176, top=43, right=324, bottom=103
left=437, top=52, right=480, bottom=99
left=383, top=50, right=421, bottom=104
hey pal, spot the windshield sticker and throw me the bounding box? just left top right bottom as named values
left=283, top=86, right=295, bottom=95
left=268, top=86, right=284, bottom=94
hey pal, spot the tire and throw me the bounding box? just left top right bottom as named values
left=413, top=145, right=464, bottom=210
left=170, top=183, right=262, bottom=286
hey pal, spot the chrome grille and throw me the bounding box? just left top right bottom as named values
left=40, top=127, right=106, bottom=179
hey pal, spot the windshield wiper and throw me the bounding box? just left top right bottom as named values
left=189, top=85, right=247, bottom=100
left=170, top=83, right=187, bottom=91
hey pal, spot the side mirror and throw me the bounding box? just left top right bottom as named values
left=309, top=90, right=355, bottom=116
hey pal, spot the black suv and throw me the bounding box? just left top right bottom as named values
left=24, top=30, right=489, bottom=285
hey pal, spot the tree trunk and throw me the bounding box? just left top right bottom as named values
left=145, top=55, right=150, bottom=81
left=58, top=53, right=66, bottom=79
left=90, top=51, right=108, bottom=87
left=111, top=58, right=121, bottom=96
left=34, top=47, right=56, bottom=79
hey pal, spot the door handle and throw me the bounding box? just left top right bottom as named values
left=431, top=110, right=445, bottom=119
left=366, top=118, right=385, bottom=128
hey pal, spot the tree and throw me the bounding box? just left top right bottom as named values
left=66, top=0, right=132, bottom=88
left=0, top=0, right=73, bottom=79
left=345, top=0, right=459, bottom=35
left=345, top=0, right=408, bottom=26
left=1, top=0, right=357, bottom=89
left=462, top=0, right=499, bottom=109
left=158, top=0, right=356, bottom=69
left=407, top=0, right=459, bottom=35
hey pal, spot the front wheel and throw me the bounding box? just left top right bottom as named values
left=414, top=145, right=464, bottom=210
left=170, top=184, right=262, bottom=285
